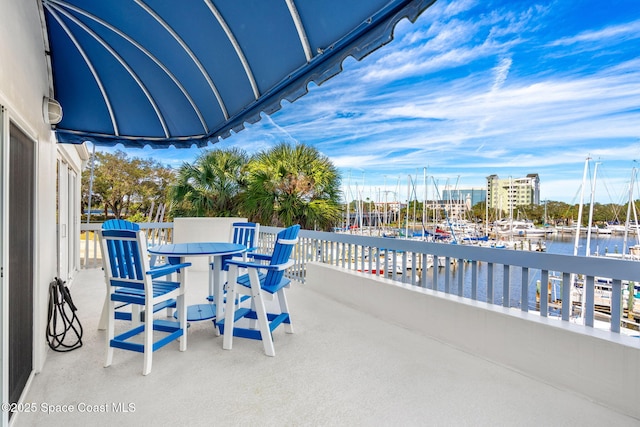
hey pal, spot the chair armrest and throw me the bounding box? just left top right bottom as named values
left=226, top=259, right=293, bottom=271
left=247, top=253, right=272, bottom=262
left=147, top=262, right=191, bottom=278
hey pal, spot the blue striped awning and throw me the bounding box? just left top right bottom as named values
left=42, top=0, right=436, bottom=148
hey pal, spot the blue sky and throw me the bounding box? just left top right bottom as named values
left=98, top=0, right=640, bottom=205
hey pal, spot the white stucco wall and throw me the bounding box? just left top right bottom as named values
left=306, top=262, right=640, bottom=419
left=173, top=217, right=247, bottom=270
left=0, top=0, right=84, bottom=394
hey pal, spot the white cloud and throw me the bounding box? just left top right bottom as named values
left=549, top=19, right=640, bottom=47
left=117, top=0, right=640, bottom=204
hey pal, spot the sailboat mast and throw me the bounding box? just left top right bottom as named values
left=585, top=162, right=599, bottom=257
left=509, top=176, right=513, bottom=239
left=622, top=167, right=637, bottom=256
left=571, top=157, right=590, bottom=324
left=358, top=186, right=361, bottom=232
left=423, top=167, right=427, bottom=239
left=573, top=157, right=590, bottom=256
left=383, top=175, right=388, bottom=230
left=411, top=173, right=418, bottom=237
left=581, top=161, right=600, bottom=322
left=406, top=175, right=410, bottom=238
left=485, top=184, right=489, bottom=236
left=345, top=171, right=351, bottom=232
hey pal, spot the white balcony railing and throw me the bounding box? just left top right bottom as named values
left=80, top=222, right=173, bottom=268
left=81, top=222, right=640, bottom=337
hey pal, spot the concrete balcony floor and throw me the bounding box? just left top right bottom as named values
left=15, top=268, right=638, bottom=426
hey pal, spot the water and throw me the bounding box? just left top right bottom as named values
left=545, top=233, right=635, bottom=257
left=423, top=232, right=637, bottom=311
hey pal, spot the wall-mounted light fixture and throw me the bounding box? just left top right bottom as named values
left=43, top=96, right=63, bottom=125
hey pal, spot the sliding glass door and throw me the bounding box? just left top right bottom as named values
left=7, top=122, right=34, bottom=414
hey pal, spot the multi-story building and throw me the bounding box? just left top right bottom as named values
left=486, top=174, right=540, bottom=212
left=426, top=199, right=468, bottom=220
left=441, top=188, right=486, bottom=209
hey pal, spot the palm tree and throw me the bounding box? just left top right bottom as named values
left=169, top=148, right=248, bottom=217
left=242, top=142, right=342, bottom=230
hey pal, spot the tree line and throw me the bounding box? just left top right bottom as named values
left=81, top=150, right=174, bottom=222
left=82, top=145, right=639, bottom=230
left=346, top=198, right=640, bottom=227
left=470, top=200, right=639, bottom=226
left=81, top=143, right=343, bottom=231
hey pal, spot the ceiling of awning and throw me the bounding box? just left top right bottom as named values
left=42, top=0, right=436, bottom=148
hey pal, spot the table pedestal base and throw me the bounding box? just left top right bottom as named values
left=177, top=304, right=217, bottom=322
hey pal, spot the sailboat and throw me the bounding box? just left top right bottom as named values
left=569, top=160, right=640, bottom=322
left=494, top=219, right=547, bottom=238
left=605, top=167, right=640, bottom=260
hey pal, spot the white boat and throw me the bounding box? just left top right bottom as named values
left=595, top=226, right=613, bottom=234
left=604, top=223, right=627, bottom=234
left=607, top=244, right=640, bottom=260
left=554, top=224, right=604, bottom=235
left=495, top=220, right=547, bottom=238
left=473, top=238, right=546, bottom=252
left=437, top=219, right=480, bottom=239
left=579, top=226, right=601, bottom=234
left=569, top=276, right=640, bottom=314
left=555, top=225, right=575, bottom=233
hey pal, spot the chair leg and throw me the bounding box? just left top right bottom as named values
left=222, top=284, right=238, bottom=351
left=166, top=306, right=175, bottom=319
left=132, top=305, right=142, bottom=327
left=277, top=288, right=294, bottom=334
left=244, top=267, right=275, bottom=356
left=143, top=303, right=153, bottom=376
left=252, top=288, right=275, bottom=356
left=105, top=299, right=115, bottom=368
left=177, top=293, right=187, bottom=352
left=248, top=298, right=257, bottom=330
left=98, top=296, right=108, bottom=330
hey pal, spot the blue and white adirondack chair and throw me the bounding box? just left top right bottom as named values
left=102, top=219, right=139, bottom=231
left=98, top=220, right=173, bottom=329
left=220, top=224, right=300, bottom=356
left=228, top=222, right=260, bottom=258
left=102, top=219, right=161, bottom=266
left=207, top=221, right=260, bottom=303
left=99, top=228, right=191, bottom=375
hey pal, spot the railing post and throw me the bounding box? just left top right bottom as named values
left=421, top=253, right=428, bottom=288
left=401, top=251, right=408, bottom=283
left=540, top=270, right=549, bottom=317
left=521, top=267, right=529, bottom=312
left=585, top=276, right=595, bottom=327
left=502, top=264, right=510, bottom=308
left=411, top=252, right=417, bottom=286
left=83, top=231, right=89, bottom=267
left=471, top=260, right=478, bottom=300
left=561, top=272, right=570, bottom=320
left=443, top=256, right=450, bottom=293
left=430, top=256, right=438, bottom=291
left=92, top=231, right=98, bottom=268
left=392, top=250, right=399, bottom=281
left=456, top=260, right=463, bottom=296
left=487, top=262, right=494, bottom=304
left=611, top=279, right=622, bottom=333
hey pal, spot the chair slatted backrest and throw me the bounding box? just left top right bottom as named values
left=264, top=225, right=300, bottom=286
left=231, top=222, right=259, bottom=249
left=102, top=220, right=141, bottom=279
left=101, top=229, right=147, bottom=292
left=103, top=219, right=140, bottom=231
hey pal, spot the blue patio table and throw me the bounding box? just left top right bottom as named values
left=147, top=242, right=246, bottom=324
